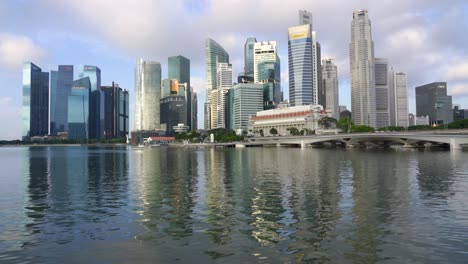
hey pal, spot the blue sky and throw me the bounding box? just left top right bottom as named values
left=1, top=0, right=468, bottom=139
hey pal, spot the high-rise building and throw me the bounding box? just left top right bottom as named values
left=101, top=82, right=129, bottom=139
left=374, top=58, right=390, bottom=128
left=50, top=65, right=73, bottom=135
left=312, top=32, right=323, bottom=107
left=254, top=41, right=281, bottom=108
left=350, top=9, right=376, bottom=127
left=210, top=62, right=232, bottom=129
left=288, top=23, right=313, bottom=106
left=390, top=72, right=409, bottom=127
left=299, top=10, right=312, bottom=26
left=22, top=62, right=49, bottom=141
left=416, top=82, right=453, bottom=125
left=205, top=38, right=229, bottom=129
left=244, top=37, right=257, bottom=77
left=68, top=77, right=91, bottom=140
left=453, top=105, right=468, bottom=121
left=191, top=87, right=198, bottom=131
left=322, top=58, right=339, bottom=119
left=168, top=55, right=191, bottom=128
left=231, top=83, right=264, bottom=131
left=134, top=59, right=162, bottom=131
left=160, top=96, right=187, bottom=136
left=78, top=65, right=104, bottom=139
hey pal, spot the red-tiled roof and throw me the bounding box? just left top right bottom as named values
left=255, top=111, right=312, bottom=120
left=149, top=137, right=176, bottom=140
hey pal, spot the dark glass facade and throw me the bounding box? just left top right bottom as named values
left=101, top=82, right=129, bottom=139
left=160, top=96, right=187, bottom=136
left=68, top=77, right=91, bottom=139
left=50, top=65, right=73, bottom=135
left=78, top=65, right=104, bottom=139
left=168, top=55, right=191, bottom=128
left=416, top=82, right=453, bottom=125
left=22, top=62, right=49, bottom=141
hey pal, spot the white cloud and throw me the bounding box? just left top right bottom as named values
left=445, top=62, right=468, bottom=82
left=0, top=33, right=46, bottom=69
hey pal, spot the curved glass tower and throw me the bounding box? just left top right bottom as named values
left=134, top=59, right=162, bottom=131
left=205, top=38, right=229, bottom=129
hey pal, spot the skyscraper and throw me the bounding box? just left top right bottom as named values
left=244, top=37, right=257, bottom=77
left=168, top=55, right=191, bottom=128
left=50, top=65, right=73, bottom=135
left=299, top=10, right=312, bottom=26
left=210, top=62, right=232, bottom=129
left=78, top=65, right=104, bottom=139
left=288, top=23, right=313, bottom=106
left=134, top=59, right=162, bottom=131
left=350, top=9, right=376, bottom=127
left=416, top=82, right=453, bottom=125
left=101, top=82, right=129, bottom=139
left=205, top=38, right=229, bottom=129
left=191, top=87, right=198, bottom=131
left=68, top=77, right=91, bottom=140
left=231, top=83, right=264, bottom=131
left=322, top=58, right=339, bottom=119
left=374, top=58, right=390, bottom=128
left=393, top=72, right=409, bottom=127
left=312, top=31, right=323, bottom=106
left=253, top=41, right=281, bottom=108
left=22, top=62, right=49, bottom=141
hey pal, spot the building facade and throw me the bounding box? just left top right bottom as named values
left=101, top=82, right=129, bottom=139
left=350, top=9, right=376, bottom=127
left=231, top=83, right=264, bottom=131
left=210, top=62, right=232, bottom=129
left=22, top=62, right=49, bottom=141
left=254, top=41, right=281, bottom=108
left=453, top=105, right=468, bottom=121
left=134, top=59, right=162, bottom=131
left=160, top=96, right=187, bottom=136
left=312, top=32, right=323, bottom=106
left=392, top=72, right=409, bottom=127
left=78, top=65, right=104, bottom=139
left=205, top=38, right=229, bottom=129
left=416, top=82, right=453, bottom=125
left=191, top=88, right=198, bottom=131
left=288, top=24, right=313, bottom=106
left=244, top=37, right=257, bottom=77
left=168, top=55, right=191, bottom=128
left=50, top=65, right=73, bottom=135
left=322, top=58, right=339, bottom=119
left=299, top=10, right=312, bottom=26
left=374, top=58, right=390, bottom=128
left=68, top=77, right=91, bottom=139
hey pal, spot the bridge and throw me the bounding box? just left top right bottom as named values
left=242, top=131, right=468, bottom=150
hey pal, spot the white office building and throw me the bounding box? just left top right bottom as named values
left=322, top=58, right=339, bottom=119
left=134, top=59, right=161, bottom=131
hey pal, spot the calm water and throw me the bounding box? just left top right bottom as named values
left=1, top=146, right=468, bottom=263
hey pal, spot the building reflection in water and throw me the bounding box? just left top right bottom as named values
left=23, top=146, right=129, bottom=249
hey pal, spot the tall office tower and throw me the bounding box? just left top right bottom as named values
left=374, top=58, right=390, bottom=128
left=22, top=62, right=49, bottom=141
left=231, top=83, right=264, bottom=131
left=205, top=38, right=229, bottom=129
left=322, top=58, right=339, bottom=119
left=68, top=77, right=91, bottom=140
left=210, top=62, right=232, bottom=129
left=244, top=37, right=257, bottom=77
left=191, top=87, right=198, bottom=130
left=416, top=82, right=453, bottom=125
left=350, top=9, right=376, bottom=127
left=312, top=32, right=323, bottom=106
left=288, top=23, right=313, bottom=106
left=78, top=65, right=104, bottom=139
left=254, top=41, right=281, bottom=108
left=50, top=65, right=73, bottom=135
left=299, top=10, right=312, bottom=26
left=101, top=82, right=129, bottom=139
left=160, top=96, right=187, bottom=136
left=168, top=55, right=191, bottom=128
left=393, top=72, right=409, bottom=127
left=134, top=59, right=162, bottom=131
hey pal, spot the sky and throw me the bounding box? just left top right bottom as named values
left=1, top=0, right=468, bottom=140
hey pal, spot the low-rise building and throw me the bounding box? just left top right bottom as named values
left=248, top=105, right=329, bottom=136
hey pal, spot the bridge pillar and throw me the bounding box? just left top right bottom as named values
left=450, top=139, right=463, bottom=150
left=403, top=144, right=416, bottom=148
left=276, top=143, right=281, bottom=147
left=300, top=141, right=306, bottom=148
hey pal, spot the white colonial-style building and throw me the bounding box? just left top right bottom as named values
left=248, top=105, right=331, bottom=136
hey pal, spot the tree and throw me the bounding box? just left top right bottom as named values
left=286, top=127, right=300, bottom=136
left=259, top=129, right=264, bottom=137
left=337, top=117, right=353, bottom=133
left=319, top=117, right=338, bottom=129
left=351, top=125, right=375, bottom=133
left=270, top=127, right=278, bottom=136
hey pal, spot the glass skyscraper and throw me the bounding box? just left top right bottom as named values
left=68, top=77, right=91, bottom=140
left=288, top=24, right=313, bottom=106
left=168, top=55, right=191, bottom=128
left=50, top=65, right=73, bottom=135
left=231, top=83, right=264, bottom=131
left=205, top=38, right=229, bottom=129
left=22, top=62, right=49, bottom=141
left=244, top=37, right=257, bottom=77
left=101, top=82, right=129, bottom=139
left=134, top=59, right=162, bottom=131
left=78, top=65, right=104, bottom=139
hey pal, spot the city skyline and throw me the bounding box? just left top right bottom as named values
left=1, top=1, right=468, bottom=139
